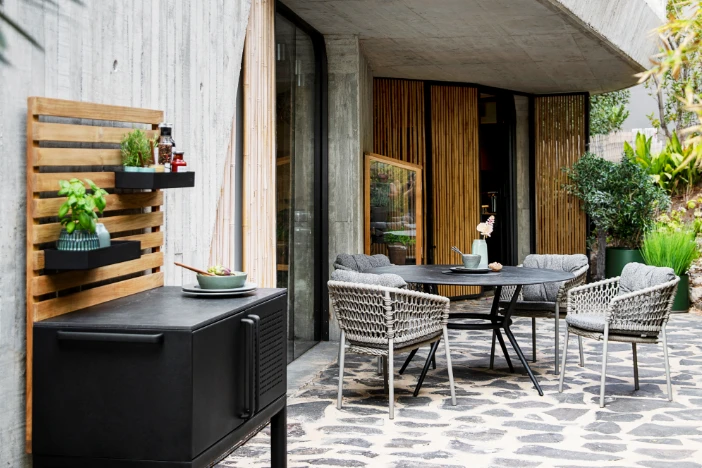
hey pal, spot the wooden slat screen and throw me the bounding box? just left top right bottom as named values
left=431, top=85, right=481, bottom=297
left=534, top=94, right=587, bottom=255
left=25, top=97, right=165, bottom=450
left=373, top=78, right=427, bottom=262
left=242, top=0, right=276, bottom=288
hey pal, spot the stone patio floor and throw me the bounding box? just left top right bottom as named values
left=219, top=298, right=702, bottom=468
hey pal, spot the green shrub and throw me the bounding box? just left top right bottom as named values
left=641, top=227, right=699, bottom=276
left=625, top=131, right=700, bottom=196
left=121, top=129, right=153, bottom=167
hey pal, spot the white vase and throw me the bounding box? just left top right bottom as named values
left=471, top=239, right=488, bottom=269
left=95, top=223, right=111, bottom=248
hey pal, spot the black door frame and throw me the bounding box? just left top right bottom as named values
left=275, top=2, right=329, bottom=343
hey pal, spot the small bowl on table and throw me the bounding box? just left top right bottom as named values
left=197, top=272, right=248, bottom=290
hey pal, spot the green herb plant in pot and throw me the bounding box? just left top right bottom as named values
left=197, top=265, right=248, bottom=289
left=385, top=233, right=415, bottom=265
left=121, top=129, right=155, bottom=172
left=641, top=225, right=700, bottom=312
left=56, top=178, right=109, bottom=251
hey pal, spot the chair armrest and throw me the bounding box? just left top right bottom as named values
left=567, top=276, right=620, bottom=316
left=608, top=278, right=679, bottom=332
left=556, top=265, right=589, bottom=304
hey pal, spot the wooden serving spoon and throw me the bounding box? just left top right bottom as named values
left=174, top=262, right=213, bottom=276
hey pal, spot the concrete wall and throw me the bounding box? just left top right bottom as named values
left=325, top=35, right=372, bottom=341
left=0, top=0, right=250, bottom=464
left=515, top=95, right=532, bottom=263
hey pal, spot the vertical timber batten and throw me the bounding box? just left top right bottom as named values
left=533, top=94, right=587, bottom=255
left=243, top=0, right=276, bottom=288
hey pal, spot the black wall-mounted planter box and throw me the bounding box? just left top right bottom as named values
left=115, top=171, right=195, bottom=189
left=44, top=240, right=141, bottom=271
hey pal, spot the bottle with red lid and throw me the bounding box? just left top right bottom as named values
left=171, top=151, right=188, bottom=173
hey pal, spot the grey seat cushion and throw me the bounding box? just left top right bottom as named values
left=334, top=253, right=392, bottom=272
left=521, top=254, right=588, bottom=302
left=565, top=313, right=658, bottom=337
left=330, top=269, right=407, bottom=289
left=618, top=262, right=676, bottom=295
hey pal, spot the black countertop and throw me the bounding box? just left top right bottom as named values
left=34, top=287, right=287, bottom=331
left=366, top=265, right=574, bottom=286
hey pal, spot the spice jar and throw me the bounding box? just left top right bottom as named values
left=158, top=123, right=175, bottom=170
left=171, top=151, right=188, bottom=172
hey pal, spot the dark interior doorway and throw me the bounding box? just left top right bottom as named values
left=479, top=92, right=517, bottom=266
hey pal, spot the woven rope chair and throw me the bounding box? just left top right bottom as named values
left=558, top=272, right=679, bottom=407
left=328, top=280, right=457, bottom=419
left=498, top=258, right=589, bottom=374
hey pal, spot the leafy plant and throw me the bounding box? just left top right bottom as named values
left=641, top=227, right=700, bottom=276
left=57, top=178, right=108, bottom=234
left=626, top=131, right=701, bottom=195
left=564, top=153, right=670, bottom=279
left=121, top=129, right=153, bottom=167
left=590, top=90, right=631, bottom=136
left=385, top=233, right=415, bottom=246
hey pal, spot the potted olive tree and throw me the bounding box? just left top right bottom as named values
left=385, top=233, right=414, bottom=265
left=56, top=178, right=109, bottom=251
left=121, top=129, right=155, bottom=172
left=565, top=153, right=669, bottom=280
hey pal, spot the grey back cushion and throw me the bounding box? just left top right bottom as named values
left=521, top=254, right=588, bottom=302
left=618, top=262, right=676, bottom=295
left=331, top=269, right=407, bottom=289
left=334, top=253, right=392, bottom=272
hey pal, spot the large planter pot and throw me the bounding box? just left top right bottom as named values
left=672, top=274, right=689, bottom=313
left=387, top=244, right=407, bottom=265
left=371, top=206, right=388, bottom=223
left=605, top=247, right=644, bottom=278
left=56, top=228, right=100, bottom=251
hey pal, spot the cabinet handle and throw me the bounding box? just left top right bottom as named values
left=57, top=331, right=163, bottom=344
left=240, top=318, right=255, bottom=419
left=248, top=314, right=261, bottom=414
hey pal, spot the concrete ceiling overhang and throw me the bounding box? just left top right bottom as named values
left=281, top=0, right=664, bottom=94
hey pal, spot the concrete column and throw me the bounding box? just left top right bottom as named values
left=325, top=35, right=373, bottom=340
left=515, top=95, right=532, bottom=263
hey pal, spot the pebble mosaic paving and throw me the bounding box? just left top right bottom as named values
left=219, top=298, right=702, bottom=467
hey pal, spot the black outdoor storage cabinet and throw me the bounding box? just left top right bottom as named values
left=32, top=287, right=288, bottom=468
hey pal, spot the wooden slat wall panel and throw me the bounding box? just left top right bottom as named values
left=25, top=97, right=165, bottom=450
left=242, top=0, right=276, bottom=288
left=373, top=78, right=427, bottom=261
left=431, top=85, right=481, bottom=297
left=534, top=95, right=587, bottom=255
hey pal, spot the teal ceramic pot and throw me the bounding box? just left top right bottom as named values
left=471, top=239, right=488, bottom=269
left=56, top=229, right=100, bottom=251
left=672, top=274, right=689, bottom=313
left=605, top=247, right=644, bottom=278
left=123, top=166, right=139, bottom=172
left=197, top=272, right=248, bottom=289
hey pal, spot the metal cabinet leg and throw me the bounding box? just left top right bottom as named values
left=271, top=405, right=287, bottom=468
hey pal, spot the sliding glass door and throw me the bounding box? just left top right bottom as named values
left=275, top=8, right=325, bottom=362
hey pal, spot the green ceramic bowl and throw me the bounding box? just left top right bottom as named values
left=197, top=272, right=248, bottom=289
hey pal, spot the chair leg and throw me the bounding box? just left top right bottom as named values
left=337, top=331, right=346, bottom=410
left=383, top=356, right=389, bottom=394
left=578, top=336, right=585, bottom=367
left=600, top=325, right=610, bottom=408
left=388, top=340, right=395, bottom=419
left=377, top=356, right=383, bottom=375
left=443, top=326, right=457, bottom=406
left=632, top=343, right=640, bottom=391
left=532, top=317, right=537, bottom=363
left=399, top=349, right=418, bottom=375
left=490, top=330, right=497, bottom=369
left=554, top=304, right=560, bottom=375
left=662, top=325, right=673, bottom=402
left=558, top=327, right=570, bottom=393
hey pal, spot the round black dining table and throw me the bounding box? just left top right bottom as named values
left=367, top=265, right=575, bottom=396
